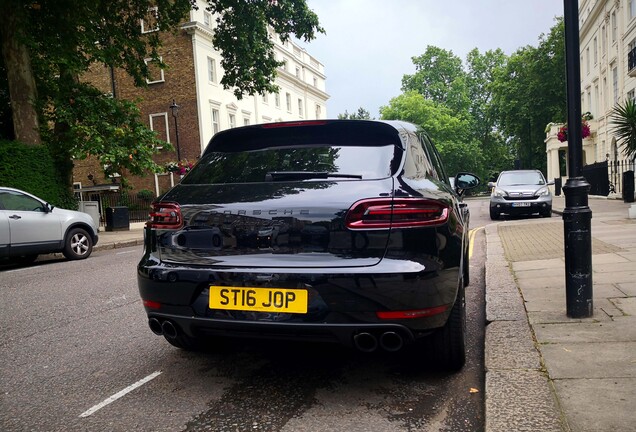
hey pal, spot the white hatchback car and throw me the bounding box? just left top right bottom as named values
left=0, top=187, right=99, bottom=264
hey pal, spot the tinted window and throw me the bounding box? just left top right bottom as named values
left=182, top=145, right=397, bottom=185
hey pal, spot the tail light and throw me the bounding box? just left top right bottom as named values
left=345, top=198, right=449, bottom=230
left=376, top=304, right=450, bottom=319
left=147, top=202, right=183, bottom=229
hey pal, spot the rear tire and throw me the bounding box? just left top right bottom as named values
left=431, top=284, right=466, bottom=371
left=63, top=228, right=93, bottom=260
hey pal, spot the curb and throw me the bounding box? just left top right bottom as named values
left=484, top=223, right=566, bottom=432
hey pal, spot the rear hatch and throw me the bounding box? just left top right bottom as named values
left=151, top=121, right=405, bottom=268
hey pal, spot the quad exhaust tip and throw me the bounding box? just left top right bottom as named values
left=148, top=318, right=179, bottom=339
left=353, top=331, right=405, bottom=352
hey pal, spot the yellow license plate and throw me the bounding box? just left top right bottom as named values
left=209, top=286, right=308, bottom=314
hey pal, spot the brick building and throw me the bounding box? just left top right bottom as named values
left=75, top=0, right=328, bottom=205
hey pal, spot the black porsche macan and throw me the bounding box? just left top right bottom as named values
left=137, top=120, right=479, bottom=370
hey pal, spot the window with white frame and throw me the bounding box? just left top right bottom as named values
left=203, top=11, right=211, bottom=26
left=149, top=112, right=170, bottom=148
left=244, top=117, right=250, bottom=126
left=315, top=104, right=321, bottom=119
left=141, top=6, right=159, bottom=33
left=628, top=89, right=635, bottom=102
left=631, top=0, right=636, bottom=19
left=313, top=76, right=318, bottom=87
left=586, top=47, right=590, bottom=75
left=587, top=91, right=591, bottom=113
left=282, top=58, right=288, bottom=71
left=275, top=93, right=280, bottom=108
left=594, top=84, right=599, bottom=116
left=228, top=113, right=236, bottom=128
left=295, top=66, right=301, bottom=78
left=298, top=98, right=303, bottom=117
left=612, top=11, right=617, bottom=42
left=211, top=106, right=220, bottom=134
left=602, top=25, right=607, bottom=55
left=144, top=57, right=165, bottom=84
left=593, top=37, right=598, bottom=65
left=207, top=57, right=217, bottom=83
left=612, top=66, right=618, bottom=104
left=285, top=92, right=292, bottom=112
left=262, top=93, right=269, bottom=104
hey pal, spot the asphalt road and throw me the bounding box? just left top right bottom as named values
left=0, top=199, right=490, bottom=432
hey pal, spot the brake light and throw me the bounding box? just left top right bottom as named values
left=143, top=300, right=162, bottom=310
left=345, top=198, right=449, bottom=229
left=147, top=202, right=183, bottom=229
left=376, top=304, right=450, bottom=319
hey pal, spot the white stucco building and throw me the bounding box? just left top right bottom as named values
left=545, top=0, right=636, bottom=192
left=186, top=1, right=329, bottom=154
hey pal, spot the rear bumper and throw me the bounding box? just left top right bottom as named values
left=137, top=258, right=460, bottom=344
left=146, top=313, right=425, bottom=347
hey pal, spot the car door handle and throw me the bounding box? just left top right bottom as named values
left=9, top=214, right=21, bottom=220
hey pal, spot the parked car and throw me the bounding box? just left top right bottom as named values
left=488, top=169, right=554, bottom=220
left=137, top=120, right=480, bottom=370
left=0, top=187, right=99, bottom=264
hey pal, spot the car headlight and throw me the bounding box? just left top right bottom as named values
left=535, top=187, right=550, bottom=197
left=492, top=187, right=507, bottom=197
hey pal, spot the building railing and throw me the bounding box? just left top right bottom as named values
left=609, top=157, right=636, bottom=195
left=96, top=192, right=153, bottom=227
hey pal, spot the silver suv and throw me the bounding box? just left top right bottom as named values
left=0, top=187, right=99, bottom=264
left=488, top=170, right=554, bottom=220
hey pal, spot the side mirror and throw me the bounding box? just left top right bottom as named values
left=487, top=181, right=496, bottom=188
left=44, top=203, right=54, bottom=213
left=547, top=180, right=555, bottom=186
left=454, top=172, right=481, bottom=195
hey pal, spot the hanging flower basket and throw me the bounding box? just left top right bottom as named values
left=557, top=120, right=591, bottom=143
left=165, top=160, right=194, bottom=175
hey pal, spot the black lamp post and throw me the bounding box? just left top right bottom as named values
left=563, top=0, right=593, bottom=318
left=170, top=99, right=181, bottom=161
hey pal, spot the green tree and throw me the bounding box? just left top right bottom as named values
left=401, top=46, right=469, bottom=115
left=380, top=91, right=484, bottom=177
left=0, top=0, right=323, bottom=188
left=338, top=107, right=373, bottom=120
left=491, top=18, right=566, bottom=173
left=610, top=98, right=636, bottom=160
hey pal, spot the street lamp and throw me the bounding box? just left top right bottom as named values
left=562, top=1, right=593, bottom=318
left=170, top=99, right=181, bottom=161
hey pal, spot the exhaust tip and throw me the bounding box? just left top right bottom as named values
left=379, top=331, right=404, bottom=352
left=148, top=318, right=163, bottom=336
left=161, top=320, right=178, bottom=339
left=353, top=332, right=378, bottom=353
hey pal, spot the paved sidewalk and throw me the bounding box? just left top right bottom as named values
left=93, top=221, right=145, bottom=251
left=485, top=196, right=636, bottom=432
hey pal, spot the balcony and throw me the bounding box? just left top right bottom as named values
left=629, top=46, right=636, bottom=77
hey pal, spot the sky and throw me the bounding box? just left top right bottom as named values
left=297, top=0, right=564, bottom=118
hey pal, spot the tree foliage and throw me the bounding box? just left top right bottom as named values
left=0, top=0, right=323, bottom=190
left=610, top=98, right=636, bottom=160
left=338, top=107, right=373, bottom=120
left=491, top=17, right=566, bottom=173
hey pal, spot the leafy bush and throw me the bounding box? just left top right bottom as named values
left=0, top=140, right=76, bottom=209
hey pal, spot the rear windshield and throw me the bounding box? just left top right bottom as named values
left=182, top=145, right=397, bottom=185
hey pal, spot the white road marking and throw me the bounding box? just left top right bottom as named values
left=116, top=250, right=137, bottom=255
left=79, top=371, right=162, bottom=418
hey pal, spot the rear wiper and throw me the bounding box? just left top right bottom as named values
left=265, top=171, right=362, bottom=181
